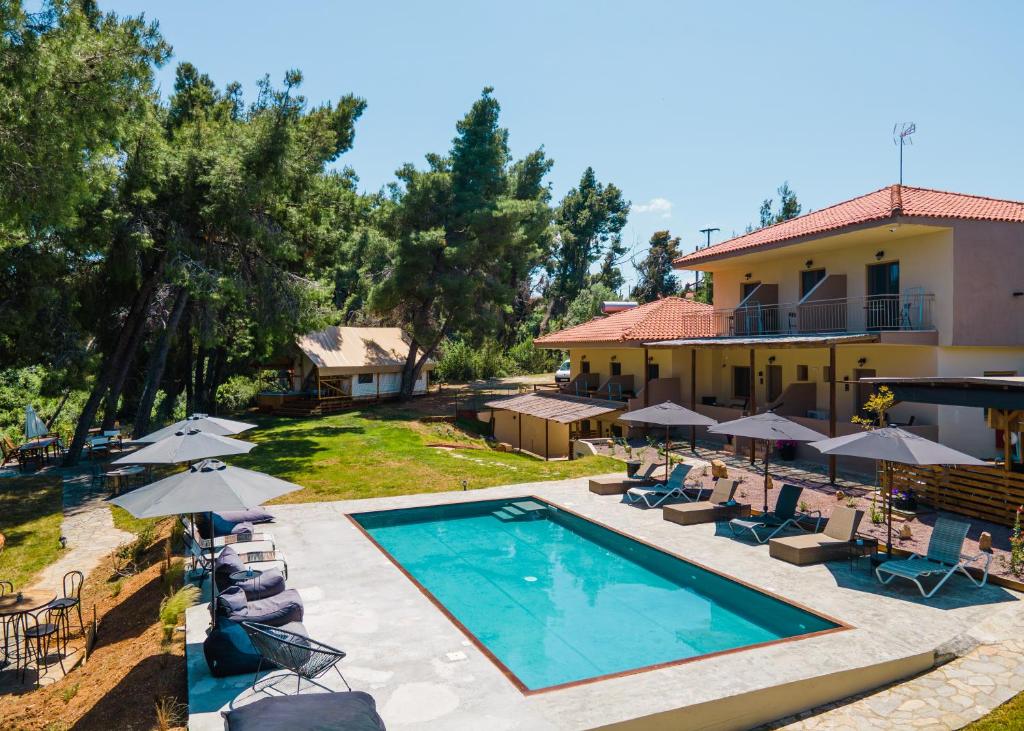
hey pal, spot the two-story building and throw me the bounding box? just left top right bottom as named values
left=536, top=185, right=1024, bottom=471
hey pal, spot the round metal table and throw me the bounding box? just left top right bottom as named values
left=0, top=589, right=56, bottom=669
left=228, top=569, right=262, bottom=583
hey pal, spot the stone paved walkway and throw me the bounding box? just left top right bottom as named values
left=768, top=600, right=1024, bottom=730
left=30, top=471, right=134, bottom=593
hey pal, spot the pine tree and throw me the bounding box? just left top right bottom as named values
left=633, top=230, right=682, bottom=303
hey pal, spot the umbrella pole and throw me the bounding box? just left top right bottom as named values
left=763, top=440, right=771, bottom=513
left=665, top=425, right=670, bottom=482
left=885, top=461, right=893, bottom=556
left=209, top=510, right=217, bottom=629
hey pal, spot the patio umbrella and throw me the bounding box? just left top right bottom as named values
left=137, top=414, right=257, bottom=443
left=24, top=405, right=47, bottom=440
left=618, top=402, right=717, bottom=481
left=112, top=428, right=254, bottom=465
left=111, top=458, right=301, bottom=625
left=811, top=427, right=985, bottom=555
left=709, top=412, right=826, bottom=512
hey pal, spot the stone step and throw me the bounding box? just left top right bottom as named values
left=491, top=510, right=514, bottom=521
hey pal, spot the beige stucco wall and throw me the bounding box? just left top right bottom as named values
left=950, top=219, right=1024, bottom=346
left=700, top=225, right=955, bottom=344
left=492, top=411, right=571, bottom=458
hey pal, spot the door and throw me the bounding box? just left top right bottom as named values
left=766, top=365, right=783, bottom=404
left=866, top=262, right=899, bottom=330
left=800, top=269, right=826, bottom=298
left=737, top=282, right=762, bottom=335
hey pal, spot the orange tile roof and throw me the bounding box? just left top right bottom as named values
left=676, top=184, right=1024, bottom=267
left=534, top=296, right=714, bottom=347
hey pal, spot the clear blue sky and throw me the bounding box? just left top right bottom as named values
left=105, top=1, right=1024, bottom=291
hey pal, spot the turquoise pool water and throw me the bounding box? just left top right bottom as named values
left=354, top=498, right=838, bottom=691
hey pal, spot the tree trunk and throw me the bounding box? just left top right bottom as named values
left=101, top=301, right=150, bottom=430
left=134, top=287, right=190, bottom=437
left=193, top=347, right=207, bottom=414
left=205, top=346, right=227, bottom=414
left=46, top=391, right=71, bottom=431
left=64, top=260, right=164, bottom=465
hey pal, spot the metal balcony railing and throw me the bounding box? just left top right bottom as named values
left=680, top=292, right=935, bottom=338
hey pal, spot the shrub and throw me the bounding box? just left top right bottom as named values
left=159, top=584, right=200, bottom=643
left=216, top=375, right=262, bottom=414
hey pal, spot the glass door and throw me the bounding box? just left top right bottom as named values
left=866, top=262, right=899, bottom=330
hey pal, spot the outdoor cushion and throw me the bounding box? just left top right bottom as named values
left=230, top=521, right=255, bottom=537
left=216, top=507, right=275, bottom=525
left=218, top=587, right=304, bottom=627
left=214, top=546, right=246, bottom=590
left=203, top=619, right=305, bottom=678
left=229, top=569, right=286, bottom=601
left=222, top=691, right=385, bottom=731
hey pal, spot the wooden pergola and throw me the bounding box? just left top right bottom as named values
left=483, top=392, right=624, bottom=460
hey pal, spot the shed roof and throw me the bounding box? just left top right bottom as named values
left=296, top=326, right=433, bottom=375
left=484, top=392, right=624, bottom=424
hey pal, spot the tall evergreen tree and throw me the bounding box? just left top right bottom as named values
left=540, top=167, right=629, bottom=330
left=632, top=230, right=682, bottom=303
left=754, top=181, right=802, bottom=229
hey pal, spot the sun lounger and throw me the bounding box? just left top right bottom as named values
left=875, top=517, right=991, bottom=597
left=662, top=479, right=747, bottom=526
left=769, top=506, right=864, bottom=565
left=728, top=484, right=822, bottom=543
left=186, top=532, right=287, bottom=578
left=181, top=515, right=275, bottom=550
left=589, top=463, right=659, bottom=495
left=624, top=464, right=697, bottom=507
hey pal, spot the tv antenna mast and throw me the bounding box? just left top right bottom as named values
left=694, top=227, right=720, bottom=290
left=893, top=122, right=916, bottom=186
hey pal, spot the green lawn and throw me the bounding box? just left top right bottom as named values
left=967, top=693, right=1024, bottom=730
left=231, top=408, right=622, bottom=503
left=0, top=475, right=64, bottom=588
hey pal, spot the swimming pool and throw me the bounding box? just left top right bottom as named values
left=352, top=497, right=842, bottom=692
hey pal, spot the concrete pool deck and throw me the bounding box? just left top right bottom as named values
left=186, top=475, right=1024, bottom=730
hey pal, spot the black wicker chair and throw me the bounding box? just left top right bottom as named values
left=242, top=621, right=350, bottom=694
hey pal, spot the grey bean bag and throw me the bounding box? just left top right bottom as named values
left=203, top=619, right=306, bottom=678
left=217, top=585, right=304, bottom=627
left=214, top=548, right=285, bottom=599
left=222, top=691, right=385, bottom=731
left=216, top=507, right=275, bottom=525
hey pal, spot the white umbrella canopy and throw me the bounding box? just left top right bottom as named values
left=619, top=402, right=717, bottom=480
left=25, top=405, right=47, bottom=440
left=109, top=458, right=300, bottom=518
left=709, top=412, right=827, bottom=512
left=811, top=427, right=986, bottom=466
left=137, top=415, right=257, bottom=443
left=811, top=427, right=985, bottom=554
left=113, top=428, right=254, bottom=465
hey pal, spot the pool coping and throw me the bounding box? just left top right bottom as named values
left=345, top=494, right=852, bottom=696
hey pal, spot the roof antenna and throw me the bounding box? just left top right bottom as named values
left=893, top=122, right=916, bottom=186
left=694, top=227, right=720, bottom=291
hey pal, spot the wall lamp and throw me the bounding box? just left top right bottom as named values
left=875, top=250, right=885, bottom=260
left=610, top=355, right=617, bottom=361
left=857, top=357, right=868, bottom=367
left=744, top=272, right=752, bottom=280
left=804, top=260, right=814, bottom=269
left=767, top=356, right=776, bottom=364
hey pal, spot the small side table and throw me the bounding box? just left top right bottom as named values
left=849, top=536, right=879, bottom=572
left=229, top=569, right=262, bottom=584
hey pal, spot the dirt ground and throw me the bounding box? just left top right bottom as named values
left=0, top=520, right=187, bottom=731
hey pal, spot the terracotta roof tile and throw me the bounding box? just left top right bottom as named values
left=676, top=185, right=1024, bottom=267
left=534, top=297, right=714, bottom=347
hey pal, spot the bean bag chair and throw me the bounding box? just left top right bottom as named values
left=216, top=507, right=275, bottom=525
left=203, top=619, right=306, bottom=678
left=217, top=585, right=303, bottom=627
left=222, top=692, right=385, bottom=731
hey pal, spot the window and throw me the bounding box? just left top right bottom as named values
left=647, top=363, right=660, bottom=380
left=733, top=366, right=751, bottom=398
left=866, top=261, right=900, bottom=330
left=740, top=281, right=760, bottom=302
left=800, top=269, right=826, bottom=298
left=580, top=360, right=590, bottom=374
left=610, top=361, right=622, bottom=376
left=357, top=373, right=374, bottom=385
left=796, top=364, right=809, bottom=381
left=823, top=365, right=833, bottom=383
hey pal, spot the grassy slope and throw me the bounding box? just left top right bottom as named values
left=231, top=409, right=621, bottom=503
left=0, top=476, right=63, bottom=588
left=967, top=694, right=1024, bottom=730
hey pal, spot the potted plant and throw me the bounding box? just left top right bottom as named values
left=777, top=439, right=797, bottom=461
left=892, top=487, right=918, bottom=512
left=618, top=438, right=641, bottom=477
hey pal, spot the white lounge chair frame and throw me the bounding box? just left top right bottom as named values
left=625, top=464, right=698, bottom=508
left=875, top=517, right=991, bottom=598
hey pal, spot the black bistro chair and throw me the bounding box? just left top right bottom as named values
left=50, top=570, right=85, bottom=637
left=242, top=621, right=350, bottom=694
left=21, top=605, right=68, bottom=687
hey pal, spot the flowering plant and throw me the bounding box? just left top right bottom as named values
left=1010, top=505, right=1024, bottom=577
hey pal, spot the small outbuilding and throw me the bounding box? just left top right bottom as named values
left=258, top=326, right=434, bottom=415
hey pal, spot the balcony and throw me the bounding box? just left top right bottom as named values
left=682, top=292, right=935, bottom=338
